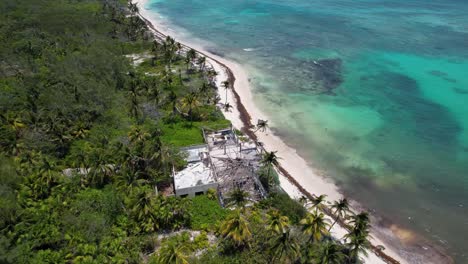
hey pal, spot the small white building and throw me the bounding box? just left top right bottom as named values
left=173, top=145, right=218, bottom=197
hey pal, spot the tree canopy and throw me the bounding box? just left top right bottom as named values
left=0, top=0, right=373, bottom=263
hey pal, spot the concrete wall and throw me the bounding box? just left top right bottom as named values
left=175, top=182, right=218, bottom=197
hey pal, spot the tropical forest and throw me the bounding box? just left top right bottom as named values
left=0, top=0, right=373, bottom=263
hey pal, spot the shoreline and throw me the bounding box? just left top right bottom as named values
left=134, top=1, right=452, bottom=263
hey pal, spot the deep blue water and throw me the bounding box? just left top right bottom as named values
left=145, top=0, right=468, bottom=261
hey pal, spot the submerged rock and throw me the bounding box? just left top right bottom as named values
left=428, top=70, right=448, bottom=77
left=308, top=58, right=343, bottom=94
left=453, top=87, right=468, bottom=94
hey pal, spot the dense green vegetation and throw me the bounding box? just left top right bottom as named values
left=0, top=0, right=223, bottom=262
left=188, top=193, right=227, bottom=231
left=0, top=0, right=373, bottom=263
left=259, top=192, right=307, bottom=224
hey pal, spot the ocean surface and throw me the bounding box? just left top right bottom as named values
left=145, top=0, right=468, bottom=262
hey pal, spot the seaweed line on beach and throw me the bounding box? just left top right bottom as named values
left=136, top=6, right=409, bottom=264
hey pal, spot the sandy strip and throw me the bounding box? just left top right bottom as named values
left=133, top=1, right=414, bottom=263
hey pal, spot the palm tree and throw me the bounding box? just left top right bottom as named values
left=311, top=194, right=327, bottom=211
left=225, top=187, right=249, bottom=208
left=176, top=42, right=182, bottom=57
left=157, top=197, right=176, bottom=229
left=180, top=92, right=201, bottom=124
left=129, top=90, right=140, bottom=121
left=128, top=2, right=139, bottom=15
left=223, top=102, right=233, bottom=112
left=206, top=69, right=218, bottom=83
left=198, top=82, right=210, bottom=93
left=25, top=89, right=39, bottom=126
left=50, top=124, right=73, bottom=156
left=15, top=150, right=39, bottom=174
left=169, top=197, right=191, bottom=230
left=328, top=198, right=350, bottom=231
left=69, top=152, right=88, bottom=177
left=1, top=112, right=25, bottom=141
left=156, top=241, right=189, bottom=264
left=198, top=83, right=210, bottom=102
left=149, top=86, right=162, bottom=107
left=36, top=155, right=59, bottom=189
left=162, top=36, right=177, bottom=67
left=161, top=69, right=174, bottom=89
left=128, top=126, right=150, bottom=145
left=260, top=151, right=280, bottom=186
left=1, top=112, right=27, bottom=155
left=185, top=48, right=197, bottom=71
left=212, top=94, right=222, bottom=106
left=222, top=80, right=230, bottom=104
left=144, top=77, right=161, bottom=106
left=299, top=196, right=308, bottom=206
left=177, top=68, right=183, bottom=84
left=166, top=91, right=178, bottom=117
left=154, top=142, right=180, bottom=177
left=348, top=212, right=370, bottom=233
left=300, top=211, right=330, bottom=243
left=268, top=229, right=300, bottom=263
left=86, top=149, right=114, bottom=188
left=184, top=56, right=191, bottom=71
left=255, top=119, right=269, bottom=133
left=128, top=1, right=139, bottom=16
left=151, top=40, right=160, bottom=65
left=219, top=209, right=251, bottom=247
left=19, top=153, right=60, bottom=199
left=130, top=187, right=154, bottom=223
left=315, top=242, right=347, bottom=264
left=197, top=56, right=206, bottom=72
left=115, top=169, right=148, bottom=194
left=71, top=121, right=90, bottom=139
left=266, top=209, right=290, bottom=234
left=126, top=3, right=141, bottom=41
left=345, top=231, right=370, bottom=263
left=344, top=212, right=371, bottom=263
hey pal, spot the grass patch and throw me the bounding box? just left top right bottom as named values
left=161, top=119, right=231, bottom=147
left=161, top=122, right=204, bottom=147
left=189, top=195, right=227, bottom=231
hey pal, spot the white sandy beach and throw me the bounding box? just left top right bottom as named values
left=205, top=38, right=409, bottom=264
left=134, top=1, right=413, bottom=263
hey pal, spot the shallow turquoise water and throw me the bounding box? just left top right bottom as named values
left=146, top=0, right=468, bottom=261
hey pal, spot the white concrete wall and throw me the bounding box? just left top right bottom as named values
left=175, top=182, right=218, bottom=197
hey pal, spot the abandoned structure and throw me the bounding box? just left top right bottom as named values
left=173, top=127, right=267, bottom=206
left=173, top=145, right=218, bottom=197
left=204, top=128, right=266, bottom=206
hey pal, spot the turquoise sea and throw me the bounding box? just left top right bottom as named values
left=146, top=0, right=468, bottom=262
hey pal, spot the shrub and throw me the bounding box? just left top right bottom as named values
left=257, top=165, right=280, bottom=192
left=192, top=231, right=209, bottom=251
left=258, top=191, right=306, bottom=224
left=189, top=195, right=227, bottom=231
left=206, top=188, right=217, bottom=200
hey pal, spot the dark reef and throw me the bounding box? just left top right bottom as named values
left=303, top=58, right=343, bottom=95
